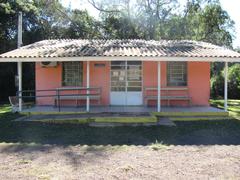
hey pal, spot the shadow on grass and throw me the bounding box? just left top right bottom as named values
left=1, top=116, right=240, bottom=149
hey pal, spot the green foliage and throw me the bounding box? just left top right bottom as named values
left=211, top=71, right=224, bottom=98
left=199, top=3, right=234, bottom=47
left=210, top=99, right=240, bottom=119
left=102, top=15, right=140, bottom=39
left=66, top=10, right=101, bottom=39
left=165, top=1, right=234, bottom=47
left=228, top=64, right=240, bottom=99
left=0, top=104, right=22, bottom=122
left=211, top=63, right=240, bottom=99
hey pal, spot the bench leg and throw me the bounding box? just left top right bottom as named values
left=145, top=99, right=149, bottom=107
left=54, top=99, right=56, bottom=107
left=189, top=99, right=192, bottom=107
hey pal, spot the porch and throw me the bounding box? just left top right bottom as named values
left=22, top=105, right=225, bottom=114
left=16, top=60, right=212, bottom=113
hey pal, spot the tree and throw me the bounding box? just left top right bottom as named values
left=65, top=9, right=101, bottom=39
left=199, top=3, right=234, bottom=47
left=228, top=64, right=240, bottom=99
left=135, top=0, right=178, bottom=39
left=211, top=70, right=224, bottom=98
left=211, top=63, right=240, bottom=99
left=102, top=15, right=140, bottom=39
left=0, top=0, right=38, bottom=52
left=0, top=0, right=38, bottom=101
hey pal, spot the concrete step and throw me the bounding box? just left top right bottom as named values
left=168, top=116, right=232, bottom=121
left=153, top=111, right=229, bottom=117
left=157, top=117, right=176, bottom=126
left=89, top=122, right=157, bottom=127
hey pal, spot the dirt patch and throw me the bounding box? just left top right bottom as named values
left=0, top=143, right=239, bottom=179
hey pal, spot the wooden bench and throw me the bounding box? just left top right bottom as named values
left=144, top=87, right=191, bottom=106
left=54, top=87, right=101, bottom=107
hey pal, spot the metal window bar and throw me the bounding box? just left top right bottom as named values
left=167, top=62, right=187, bottom=86
left=62, top=62, right=83, bottom=86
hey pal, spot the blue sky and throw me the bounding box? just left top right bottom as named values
left=61, top=0, right=240, bottom=48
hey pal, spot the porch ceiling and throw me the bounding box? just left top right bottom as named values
left=1, top=39, right=240, bottom=62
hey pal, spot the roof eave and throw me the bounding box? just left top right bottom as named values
left=0, top=56, right=240, bottom=62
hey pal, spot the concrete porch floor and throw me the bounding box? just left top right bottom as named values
left=22, top=105, right=225, bottom=113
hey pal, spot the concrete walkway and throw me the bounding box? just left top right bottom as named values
left=157, top=117, right=176, bottom=126
left=22, top=105, right=225, bottom=113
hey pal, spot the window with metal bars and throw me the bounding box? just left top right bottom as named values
left=167, top=62, right=187, bottom=86
left=62, top=62, right=83, bottom=86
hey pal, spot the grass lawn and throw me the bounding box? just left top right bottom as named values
left=0, top=103, right=240, bottom=146
left=210, top=99, right=240, bottom=119
left=0, top=105, right=23, bottom=122
left=1, top=103, right=240, bottom=179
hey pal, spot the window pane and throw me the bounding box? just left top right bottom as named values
left=128, top=72, right=142, bottom=81
left=127, top=87, right=141, bottom=91
left=128, top=81, right=142, bottom=86
left=111, top=81, right=126, bottom=87
left=111, top=87, right=125, bottom=91
left=62, top=62, right=83, bottom=86
left=167, top=62, right=187, bottom=86
left=127, top=61, right=141, bottom=65
left=111, top=61, right=125, bottom=66
left=111, top=65, right=125, bottom=70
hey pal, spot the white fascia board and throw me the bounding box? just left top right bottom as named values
left=1, top=56, right=240, bottom=62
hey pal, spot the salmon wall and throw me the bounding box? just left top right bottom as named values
left=36, top=61, right=210, bottom=107
left=143, top=61, right=210, bottom=106
left=188, top=62, right=210, bottom=106
left=35, top=62, right=110, bottom=106
left=89, top=62, right=110, bottom=105
left=36, top=63, right=62, bottom=105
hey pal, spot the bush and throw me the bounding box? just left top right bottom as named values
left=211, top=72, right=224, bottom=98
left=211, top=63, right=240, bottom=99
left=228, top=64, right=240, bottom=99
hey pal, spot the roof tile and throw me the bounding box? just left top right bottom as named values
left=0, top=39, right=240, bottom=59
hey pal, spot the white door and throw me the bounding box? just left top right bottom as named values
left=110, top=61, right=142, bottom=105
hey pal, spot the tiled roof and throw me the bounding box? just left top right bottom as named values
left=0, top=39, right=240, bottom=59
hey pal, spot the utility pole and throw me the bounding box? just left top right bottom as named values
left=17, top=12, right=23, bottom=48
left=17, top=11, right=23, bottom=111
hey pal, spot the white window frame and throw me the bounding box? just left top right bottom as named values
left=62, top=62, right=83, bottom=86
left=167, top=62, right=187, bottom=86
